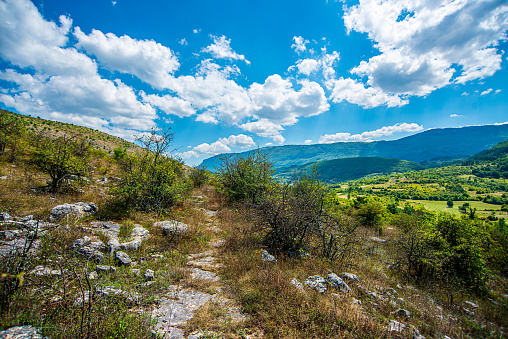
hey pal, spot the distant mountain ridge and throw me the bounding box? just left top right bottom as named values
left=275, top=157, right=425, bottom=183
left=201, top=124, right=508, bottom=170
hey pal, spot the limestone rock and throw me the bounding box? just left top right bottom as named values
left=261, top=250, right=276, bottom=263
left=0, top=325, right=47, bottom=338
left=144, top=269, right=155, bottom=281
left=326, top=273, right=351, bottom=292
left=96, top=265, right=116, bottom=274
left=189, top=268, right=220, bottom=282
left=50, top=202, right=97, bottom=222
left=154, top=220, right=190, bottom=236
left=78, top=246, right=104, bottom=263
left=290, top=278, right=305, bottom=293
left=387, top=319, right=406, bottom=332
left=304, top=275, right=327, bottom=293
left=71, top=236, right=92, bottom=250
left=465, top=301, right=478, bottom=309
left=340, top=272, right=360, bottom=282
left=0, top=212, right=12, bottom=222
left=115, top=251, right=132, bottom=266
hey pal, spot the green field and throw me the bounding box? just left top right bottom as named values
left=408, top=199, right=504, bottom=216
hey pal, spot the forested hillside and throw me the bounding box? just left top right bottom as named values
left=202, top=124, right=508, bottom=170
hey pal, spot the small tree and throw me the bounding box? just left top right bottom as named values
left=30, top=133, right=91, bottom=193
left=216, top=149, right=273, bottom=204
left=447, top=200, right=454, bottom=208
left=112, top=127, right=190, bottom=213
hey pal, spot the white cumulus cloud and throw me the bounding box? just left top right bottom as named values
left=291, top=36, right=310, bottom=54
left=337, top=0, right=508, bottom=106
left=319, top=123, right=423, bottom=144
left=74, top=27, right=180, bottom=89
left=202, top=35, right=250, bottom=64
left=178, top=134, right=255, bottom=159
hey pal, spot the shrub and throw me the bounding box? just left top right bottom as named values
left=216, top=149, right=273, bottom=204
left=189, top=165, right=209, bottom=188
left=111, top=127, right=191, bottom=214
left=394, top=213, right=488, bottom=292
left=30, top=133, right=91, bottom=193
left=356, top=198, right=384, bottom=234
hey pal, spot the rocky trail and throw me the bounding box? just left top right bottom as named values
left=150, top=201, right=252, bottom=339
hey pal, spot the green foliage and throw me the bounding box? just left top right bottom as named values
left=0, top=110, right=28, bottom=161
left=447, top=199, right=454, bottom=208
left=356, top=198, right=384, bottom=234
left=189, top=165, right=209, bottom=188
left=395, top=213, right=489, bottom=292
left=276, top=157, right=425, bottom=183
left=111, top=127, right=191, bottom=214
left=30, top=134, right=91, bottom=193
left=113, top=147, right=127, bottom=161
left=216, top=150, right=274, bottom=204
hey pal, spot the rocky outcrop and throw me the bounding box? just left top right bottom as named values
left=0, top=325, right=47, bottom=338
left=154, top=220, right=190, bottom=236
left=50, top=202, right=97, bottom=222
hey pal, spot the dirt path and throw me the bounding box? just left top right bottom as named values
left=150, top=202, right=250, bottom=339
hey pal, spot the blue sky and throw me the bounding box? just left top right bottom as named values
left=1, top=0, right=507, bottom=166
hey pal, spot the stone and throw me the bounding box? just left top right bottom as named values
left=0, top=325, right=46, bottom=338
left=29, top=265, right=61, bottom=276
left=89, top=240, right=106, bottom=252
left=290, top=278, right=305, bottom=293
left=352, top=297, right=362, bottom=305
left=152, top=288, right=213, bottom=338
left=78, top=246, right=104, bottom=263
left=96, top=286, right=139, bottom=304
left=261, top=249, right=276, bottom=263
left=50, top=202, right=97, bottom=222
left=74, top=290, right=91, bottom=306
left=465, top=300, right=478, bottom=309
left=21, top=215, right=33, bottom=222
left=144, top=269, right=155, bottom=281
left=151, top=254, right=164, bottom=259
left=71, top=236, right=92, bottom=249
left=131, top=269, right=141, bottom=276
left=0, top=230, right=20, bottom=240
left=188, top=251, right=215, bottom=260
left=304, top=275, right=327, bottom=293
left=154, top=220, right=190, bottom=236
left=370, top=236, right=386, bottom=243
left=393, top=308, right=411, bottom=318
left=396, top=297, right=405, bottom=305
left=0, top=212, right=12, bottom=222
left=189, top=268, right=220, bottom=282
left=413, top=327, right=426, bottom=339
left=326, top=273, right=351, bottom=292
left=120, top=238, right=142, bottom=251
left=340, top=272, right=360, bottom=282
left=387, top=319, right=406, bottom=332
left=210, top=239, right=225, bottom=248
left=186, top=256, right=221, bottom=270
left=131, top=224, right=149, bottom=240
left=89, top=271, right=98, bottom=280
left=96, top=265, right=116, bottom=274
left=115, top=251, right=132, bottom=266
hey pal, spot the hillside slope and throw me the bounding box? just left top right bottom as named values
left=275, top=157, right=425, bottom=183
left=201, top=124, right=508, bottom=170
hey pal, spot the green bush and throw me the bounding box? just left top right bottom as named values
left=111, top=128, right=191, bottom=214
left=216, top=150, right=273, bottom=204
left=30, top=134, right=91, bottom=193
left=394, top=213, right=488, bottom=292
left=189, top=165, right=209, bottom=188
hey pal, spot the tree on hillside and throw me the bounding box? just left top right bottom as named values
left=30, top=133, right=91, bottom=193
left=0, top=110, right=26, bottom=160
left=112, top=127, right=190, bottom=213
left=447, top=200, right=454, bottom=208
